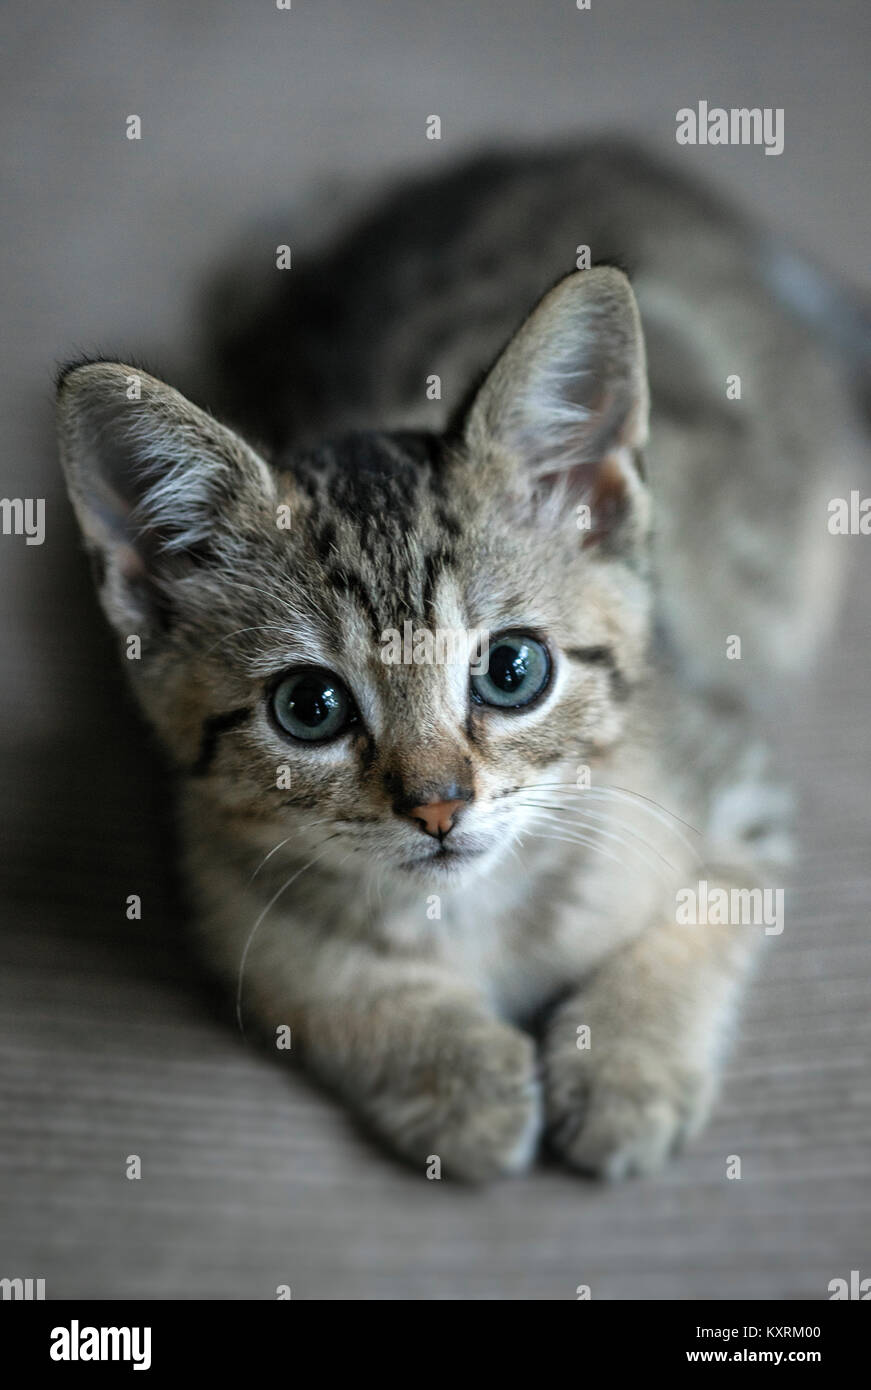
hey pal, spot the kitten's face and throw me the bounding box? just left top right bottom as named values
left=57, top=268, right=651, bottom=887
left=151, top=431, right=650, bottom=886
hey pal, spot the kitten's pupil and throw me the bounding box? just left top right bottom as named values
left=293, top=676, right=340, bottom=727
left=490, top=643, right=530, bottom=692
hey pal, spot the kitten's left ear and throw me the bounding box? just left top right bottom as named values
left=463, top=267, right=650, bottom=548
left=56, top=360, right=278, bottom=636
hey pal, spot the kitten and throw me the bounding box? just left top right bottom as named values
left=57, top=143, right=864, bottom=1181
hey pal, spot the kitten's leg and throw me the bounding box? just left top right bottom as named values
left=247, top=950, right=542, bottom=1182
left=543, top=879, right=764, bottom=1179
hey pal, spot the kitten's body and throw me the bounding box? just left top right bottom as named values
left=218, top=145, right=851, bottom=675
left=58, top=145, right=863, bottom=1179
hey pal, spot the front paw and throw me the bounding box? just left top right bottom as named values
left=544, top=1030, right=714, bottom=1180
left=365, top=1022, right=542, bottom=1183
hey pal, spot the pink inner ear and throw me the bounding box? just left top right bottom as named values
left=583, top=455, right=632, bottom=546
left=535, top=453, right=632, bottom=546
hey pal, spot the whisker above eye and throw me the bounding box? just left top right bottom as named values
left=202, top=623, right=304, bottom=660
left=224, top=576, right=335, bottom=632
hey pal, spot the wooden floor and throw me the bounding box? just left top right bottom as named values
left=1, top=0, right=869, bottom=1302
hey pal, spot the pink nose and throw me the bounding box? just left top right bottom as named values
left=408, top=799, right=465, bottom=838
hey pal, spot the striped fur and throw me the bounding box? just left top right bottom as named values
left=57, top=144, right=864, bottom=1180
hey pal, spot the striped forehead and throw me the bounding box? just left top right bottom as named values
left=288, top=431, right=465, bottom=636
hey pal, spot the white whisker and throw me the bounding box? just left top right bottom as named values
left=515, top=800, right=680, bottom=874
left=516, top=779, right=702, bottom=860
left=519, top=825, right=627, bottom=871
left=203, top=623, right=302, bottom=660
left=518, top=808, right=675, bottom=887
left=236, top=841, right=335, bottom=1034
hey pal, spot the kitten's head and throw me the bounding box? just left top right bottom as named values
left=57, top=268, right=652, bottom=885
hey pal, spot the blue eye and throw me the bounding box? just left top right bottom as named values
left=471, top=633, right=551, bottom=709
left=271, top=669, right=355, bottom=742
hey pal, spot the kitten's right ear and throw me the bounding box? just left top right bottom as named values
left=462, top=267, right=650, bottom=551
left=56, top=361, right=277, bottom=638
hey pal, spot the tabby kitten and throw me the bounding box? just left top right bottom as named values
left=57, top=144, right=861, bottom=1180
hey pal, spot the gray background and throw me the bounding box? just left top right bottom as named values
left=1, top=0, right=869, bottom=1299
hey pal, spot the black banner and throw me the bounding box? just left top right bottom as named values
left=1, top=1299, right=865, bottom=1374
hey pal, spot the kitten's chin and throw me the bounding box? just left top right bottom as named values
left=394, top=843, right=499, bottom=886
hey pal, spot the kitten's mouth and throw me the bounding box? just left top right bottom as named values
left=398, top=843, right=485, bottom=874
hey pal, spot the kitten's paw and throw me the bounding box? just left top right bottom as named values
left=368, top=1024, right=542, bottom=1183
left=544, top=1042, right=714, bottom=1181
